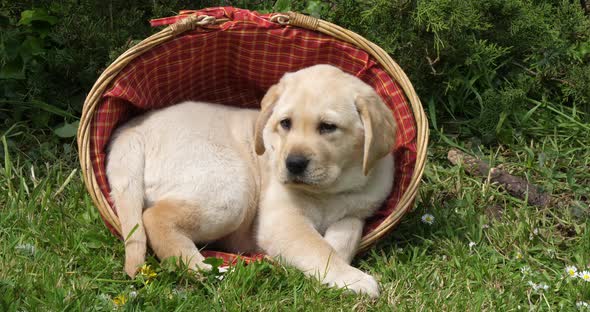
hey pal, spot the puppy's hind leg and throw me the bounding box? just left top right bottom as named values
left=107, top=129, right=147, bottom=278
left=142, top=200, right=212, bottom=272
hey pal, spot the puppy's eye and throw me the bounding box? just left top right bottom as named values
left=318, top=122, right=338, bottom=134
left=280, top=118, right=291, bottom=130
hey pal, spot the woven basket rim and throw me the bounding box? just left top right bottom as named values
left=76, top=8, right=429, bottom=255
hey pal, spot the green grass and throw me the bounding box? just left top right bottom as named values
left=1, top=121, right=589, bottom=311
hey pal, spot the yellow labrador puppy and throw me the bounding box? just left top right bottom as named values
left=106, top=64, right=396, bottom=297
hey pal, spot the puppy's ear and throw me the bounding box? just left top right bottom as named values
left=255, top=83, right=282, bottom=155
left=355, top=90, right=396, bottom=176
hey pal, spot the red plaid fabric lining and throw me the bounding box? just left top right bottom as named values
left=90, top=7, right=417, bottom=267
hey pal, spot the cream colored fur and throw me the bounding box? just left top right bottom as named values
left=106, top=64, right=396, bottom=298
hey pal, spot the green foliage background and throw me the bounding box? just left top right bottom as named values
left=1, top=0, right=589, bottom=143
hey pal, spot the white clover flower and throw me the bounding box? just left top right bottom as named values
left=579, top=270, right=590, bottom=282
left=15, top=243, right=36, bottom=256
left=421, top=213, right=435, bottom=225
left=528, top=228, right=538, bottom=241
left=577, top=301, right=590, bottom=309
left=528, top=281, right=549, bottom=292
left=129, top=291, right=138, bottom=298
left=468, top=241, right=476, bottom=248
left=537, top=283, right=549, bottom=291
left=527, top=281, right=536, bottom=288
left=566, top=266, right=578, bottom=278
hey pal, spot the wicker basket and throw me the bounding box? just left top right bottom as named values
left=77, top=7, right=428, bottom=264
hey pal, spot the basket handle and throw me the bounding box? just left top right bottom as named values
left=166, top=11, right=320, bottom=35
left=169, top=14, right=230, bottom=35
left=268, top=12, right=320, bottom=31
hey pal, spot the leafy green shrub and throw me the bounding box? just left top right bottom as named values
left=0, top=1, right=156, bottom=135
left=329, top=0, right=590, bottom=143
left=0, top=8, right=64, bottom=128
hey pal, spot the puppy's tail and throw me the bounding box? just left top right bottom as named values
left=106, top=128, right=146, bottom=278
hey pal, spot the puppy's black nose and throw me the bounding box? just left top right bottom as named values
left=285, top=154, right=309, bottom=175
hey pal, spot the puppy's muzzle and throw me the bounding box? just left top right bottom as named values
left=285, top=154, right=309, bottom=176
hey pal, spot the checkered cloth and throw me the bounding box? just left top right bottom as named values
left=90, top=7, right=417, bottom=266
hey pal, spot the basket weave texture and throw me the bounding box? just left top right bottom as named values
left=77, top=7, right=428, bottom=266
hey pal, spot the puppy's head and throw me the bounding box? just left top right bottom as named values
left=255, top=65, right=396, bottom=191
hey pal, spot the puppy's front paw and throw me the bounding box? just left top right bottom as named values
left=344, top=271, right=380, bottom=298
left=325, top=267, right=380, bottom=298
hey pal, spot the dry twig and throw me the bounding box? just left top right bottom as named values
left=447, top=149, right=550, bottom=207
